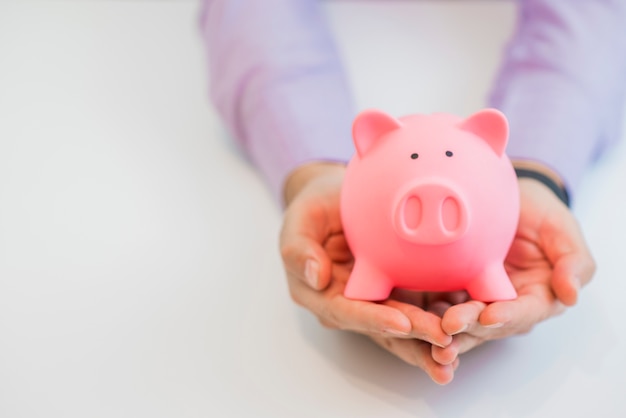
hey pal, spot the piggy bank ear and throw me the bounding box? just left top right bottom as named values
left=352, top=109, right=402, bottom=157
left=458, top=108, right=508, bottom=156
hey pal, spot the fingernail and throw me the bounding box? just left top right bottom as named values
left=420, top=333, right=451, bottom=348
left=383, top=328, right=410, bottom=337
left=449, top=324, right=469, bottom=336
left=429, top=339, right=449, bottom=349
left=304, top=259, right=319, bottom=288
left=483, top=322, right=504, bottom=329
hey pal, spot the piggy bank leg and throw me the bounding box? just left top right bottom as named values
left=343, top=259, right=393, bottom=301
left=466, top=263, right=517, bottom=302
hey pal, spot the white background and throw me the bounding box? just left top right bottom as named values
left=0, top=1, right=625, bottom=417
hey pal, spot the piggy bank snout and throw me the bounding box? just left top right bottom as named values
left=394, top=181, right=469, bottom=245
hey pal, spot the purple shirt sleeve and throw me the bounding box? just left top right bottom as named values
left=200, top=0, right=626, bottom=205
left=199, top=0, right=355, bottom=204
left=489, top=0, right=626, bottom=197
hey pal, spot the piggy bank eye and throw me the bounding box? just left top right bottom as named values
left=410, top=153, right=419, bottom=160
left=445, top=150, right=453, bottom=157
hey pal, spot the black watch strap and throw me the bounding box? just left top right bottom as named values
left=514, top=167, right=570, bottom=207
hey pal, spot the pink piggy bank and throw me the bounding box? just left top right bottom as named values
left=340, top=108, right=520, bottom=302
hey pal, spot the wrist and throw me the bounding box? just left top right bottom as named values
left=282, top=161, right=346, bottom=206
left=512, top=160, right=570, bottom=207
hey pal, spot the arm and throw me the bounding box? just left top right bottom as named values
left=437, top=0, right=624, bottom=365
left=199, top=0, right=355, bottom=203
left=200, top=0, right=457, bottom=384
left=489, top=0, right=626, bottom=200
left=494, top=0, right=626, bottom=300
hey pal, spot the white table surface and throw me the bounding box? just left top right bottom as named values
left=1, top=1, right=625, bottom=417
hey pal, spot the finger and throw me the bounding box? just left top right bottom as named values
left=323, top=233, right=353, bottom=264
left=384, top=299, right=453, bottom=348
left=280, top=232, right=332, bottom=290
left=389, top=289, right=427, bottom=306
left=477, top=285, right=564, bottom=335
left=280, top=200, right=339, bottom=290
left=432, top=333, right=484, bottom=365
left=424, top=292, right=471, bottom=319
left=389, top=289, right=448, bottom=317
left=425, top=300, right=452, bottom=319
left=330, top=299, right=413, bottom=337
left=427, top=291, right=471, bottom=307
left=388, top=290, right=469, bottom=317
left=440, top=300, right=486, bottom=336
left=293, top=283, right=413, bottom=336
left=541, top=213, right=596, bottom=306
left=370, top=336, right=459, bottom=385
left=551, top=248, right=596, bottom=306
left=436, top=300, right=518, bottom=365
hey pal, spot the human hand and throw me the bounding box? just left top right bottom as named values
left=432, top=172, right=596, bottom=366
left=280, top=162, right=456, bottom=384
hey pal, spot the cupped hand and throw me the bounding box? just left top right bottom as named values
left=432, top=176, right=596, bottom=366
left=279, top=162, right=456, bottom=384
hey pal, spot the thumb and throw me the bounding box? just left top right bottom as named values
left=551, top=251, right=596, bottom=306
left=543, top=213, right=596, bottom=306
left=279, top=196, right=337, bottom=290
left=279, top=164, right=346, bottom=291
left=280, top=232, right=332, bottom=290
